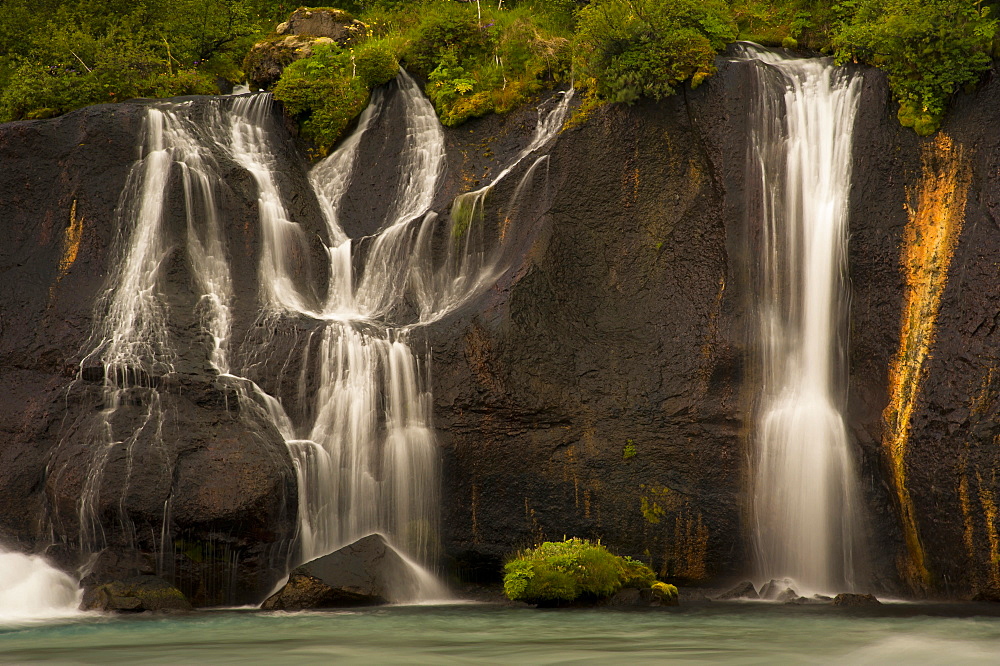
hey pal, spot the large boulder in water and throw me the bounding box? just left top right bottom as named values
left=261, top=534, right=428, bottom=610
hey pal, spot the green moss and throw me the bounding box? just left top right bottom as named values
left=651, top=581, right=679, bottom=604
left=623, top=439, right=637, bottom=460
left=503, top=537, right=658, bottom=604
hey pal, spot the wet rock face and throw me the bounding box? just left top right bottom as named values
left=0, top=99, right=306, bottom=606
left=431, top=62, right=752, bottom=585
left=2, top=56, right=1000, bottom=604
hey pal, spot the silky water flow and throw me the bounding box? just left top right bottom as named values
left=3, top=73, right=574, bottom=612
left=738, top=44, right=866, bottom=595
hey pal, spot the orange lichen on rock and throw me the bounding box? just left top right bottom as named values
left=882, top=134, right=971, bottom=592
left=49, top=199, right=85, bottom=304
left=977, top=473, right=1000, bottom=591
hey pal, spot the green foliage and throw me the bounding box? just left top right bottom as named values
left=0, top=0, right=295, bottom=122
left=623, top=439, right=637, bottom=460
left=400, top=1, right=571, bottom=126
left=651, top=581, right=679, bottom=603
left=272, top=42, right=369, bottom=155
left=354, top=40, right=400, bottom=87
left=726, top=0, right=838, bottom=50
left=503, top=537, right=659, bottom=604
left=575, top=0, right=738, bottom=104
left=833, top=0, right=998, bottom=135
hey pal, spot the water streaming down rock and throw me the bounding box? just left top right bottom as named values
left=35, top=72, right=571, bottom=606
left=738, top=44, right=865, bottom=594
left=73, top=103, right=237, bottom=552
left=282, top=74, right=573, bottom=585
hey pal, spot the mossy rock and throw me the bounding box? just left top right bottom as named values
left=81, top=575, right=193, bottom=613
left=277, top=7, right=365, bottom=41
left=245, top=8, right=367, bottom=90
left=503, top=537, right=659, bottom=605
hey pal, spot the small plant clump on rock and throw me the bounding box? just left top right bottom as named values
left=503, top=537, right=660, bottom=604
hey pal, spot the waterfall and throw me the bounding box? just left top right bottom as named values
left=739, top=44, right=865, bottom=594
left=0, top=549, right=83, bottom=623
left=39, top=71, right=569, bottom=606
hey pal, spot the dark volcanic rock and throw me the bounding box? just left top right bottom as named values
left=0, top=96, right=313, bottom=606
left=832, top=593, right=881, bottom=607
left=716, top=581, right=759, bottom=600
left=758, top=578, right=796, bottom=600
left=262, top=534, right=417, bottom=610
left=81, top=575, right=193, bottom=612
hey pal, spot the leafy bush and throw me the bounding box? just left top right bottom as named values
left=398, top=1, right=571, bottom=126
left=575, top=0, right=738, bottom=104
left=833, top=0, right=997, bottom=135
left=272, top=41, right=371, bottom=155
left=503, top=537, right=658, bottom=604
left=355, top=40, right=400, bottom=87
left=0, top=19, right=216, bottom=122
left=404, top=2, right=497, bottom=75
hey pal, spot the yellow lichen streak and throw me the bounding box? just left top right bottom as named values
left=977, top=473, right=1000, bottom=591
left=882, top=134, right=971, bottom=592
left=49, top=199, right=85, bottom=303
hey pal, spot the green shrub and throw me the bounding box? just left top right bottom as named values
left=651, top=581, right=679, bottom=604
left=355, top=40, right=400, bottom=87
left=575, top=0, right=738, bottom=104
left=833, top=0, right=998, bottom=135
left=272, top=42, right=369, bottom=155
left=403, top=2, right=497, bottom=75
left=503, top=537, right=658, bottom=604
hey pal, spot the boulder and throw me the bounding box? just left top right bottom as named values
left=603, top=583, right=679, bottom=608
left=832, top=593, right=882, bottom=607
left=261, top=534, right=421, bottom=610
left=81, top=575, right=193, bottom=612
left=245, top=9, right=366, bottom=90
left=758, top=578, right=796, bottom=600
left=716, top=581, right=759, bottom=600
left=277, top=8, right=367, bottom=41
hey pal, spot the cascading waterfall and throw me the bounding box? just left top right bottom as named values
left=739, top=44, right=865, bottom=594
left=0, top=550, right=83, bottom=623
left=39, top=70, right=572, bottom=608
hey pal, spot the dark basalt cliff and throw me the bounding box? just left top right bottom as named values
left=0, top=57, right=998, bottom=602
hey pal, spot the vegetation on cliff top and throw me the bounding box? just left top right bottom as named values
left=1, top=1, right=997, bottom=138
left=502, top=537, right=674, bottom=604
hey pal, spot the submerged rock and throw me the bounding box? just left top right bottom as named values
left=81, top=575, right=192, bottom=612
left=261, top=534, right=421, bottom=610
left=832, top=593, right=881, bottom=607
left=716, top=581, right=759, bottom=600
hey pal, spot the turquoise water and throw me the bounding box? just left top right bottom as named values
left=3, top=603, right=1000, bottom=664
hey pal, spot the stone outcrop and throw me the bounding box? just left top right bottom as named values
left=261, top=534, right=415, bottom=610
left=244, top=9, right=366, bottom=90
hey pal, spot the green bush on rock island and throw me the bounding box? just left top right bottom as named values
left=502, top=537, right=678, bottom=605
